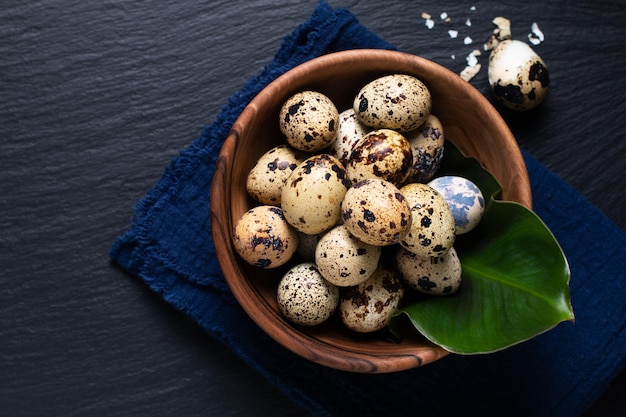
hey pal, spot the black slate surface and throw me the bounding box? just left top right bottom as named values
left=1, top=0, right=624, bottom=416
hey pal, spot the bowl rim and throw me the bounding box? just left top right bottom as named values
left=210, top=49, right=531, bottom=373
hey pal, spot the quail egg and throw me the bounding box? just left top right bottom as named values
left=404, top=114, right=445, bottom=184
left=315, top=224, right=381, bottom=287
left=354, top=74, right=432, bottom=132
left=281, top=153, right=350, bottom=235
left=341, top=178, right=412, bottom=246
left=339, top=264, right=405, bottom=333
left=428, top=175, right=485, bottom=235
left=395, top=246, right=462, bottom=296
left=246, top=145, right=306, bottom=205
left=399, top=183, right=456, bottom=257
left=329, top=108, right=371, bottom=167
left=277, top=262, right=339, bottom=326
left=346, top=129, right=413, bottom=186
left=232, top=205, right=299, bottom=269
left=296, top=231, right=323, bottom=262
left=488, top=39, right=549, bottom=111
left=279, top=90, right=339, bottom=151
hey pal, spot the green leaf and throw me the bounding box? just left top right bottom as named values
left=395, top=142, right=574, bottom=354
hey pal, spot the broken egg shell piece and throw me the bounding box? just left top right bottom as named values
left=488, top=39, right=549, bottom=111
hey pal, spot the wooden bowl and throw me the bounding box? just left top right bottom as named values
left=210, top=49, right=531, bottom=373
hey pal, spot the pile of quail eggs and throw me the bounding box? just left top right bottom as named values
left=233, top=74, right=486, bottom=334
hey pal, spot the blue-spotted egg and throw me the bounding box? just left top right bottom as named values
left=428, top=176, right=485, bottom=235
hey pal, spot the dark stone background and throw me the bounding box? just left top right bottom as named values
left=1, top=1, right=624, bottom=415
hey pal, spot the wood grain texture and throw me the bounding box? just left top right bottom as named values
left=1, top=0, right=624, bottom=415
left=211, top=49, right=530, bottom=373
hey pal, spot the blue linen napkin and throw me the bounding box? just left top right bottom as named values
left=110, top=1, right=626, bottom=416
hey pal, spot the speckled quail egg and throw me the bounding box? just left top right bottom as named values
left=354, top=74, right=432, bottom=132
left=341, top=178, right=412, bottom=246
left=246, top=145, right=306, bottom=205
left=232, top=205, right=299, bottom=269
left=329, top=108, right=371, bottom=167
left=281, top=153, right=351, bottom=235
left=488, top=39, right=549, bottom=111
left=428, top=175, right=485, bottom=235
left=296, top=231, right=323, bottom=262
left=404, top=114, right=445, bottom=184
left=346, top=129, right=413, bottom=186
left=277, top=262, right=339, bottom=326
left=279, top=91, right=339, bottom=151
left=315, top=224, right=381, bottom=287
left=399, top=183, right=456, bottom=257
left=339, top=264, right=405, bottom=333
left=395, top=246, right=462, bottom=296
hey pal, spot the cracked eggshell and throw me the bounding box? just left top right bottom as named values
left=428, top=175, right=485, bottom=234
left=232, top=205, right=299, bottom=269
left=488, top=39, right=549, bottom=111
left=341, top=178, right=412, bottom=246
left=354, top=74, right=432, bottom=132
left=315, top=224, right=381, bottom=287
left=281, top=153, right=351, bottom=235
left=399, top=183, right=456, bottom=257
left=396, top=246, right=462, bottom=296
left=277, top=262, right=339, bottom=326
left=339, top=264, right=405, bottom=333
left=346, top=129, right=413, bottom=186
left=246, top=145, right=306, bottom=205
left=329, top=108, right=372, bottom=167
left=279, top=90, right=339, bottom=151
left=404, top=114, right=445, bottom=184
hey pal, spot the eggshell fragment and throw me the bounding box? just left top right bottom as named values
left=341, top=179, right=412, bottom=246
left=339, top=264, right=405, bottom=333
left=399, top=183, right=456, bottom=257
left=246, top=145, right=306, bottom=205
left=346, top=129, right=412, bottom=186
left=281, top=153, right=350, bottom=235
left=315, top=224, right=381, bottom=287
left=277, top=262, right=339, bottom=326
left=354, top=74, right=432, bottom=132
left=428, top=175, right=485, bottom=234
left=396, top=246, right=462, bottom=295
left=232, top=205, right=299, bottom=269
left=488, top=39, right=549, bottom=111
left=404, top=114, right=445, bottom=184
left=279, top=91, right=339, bottom=151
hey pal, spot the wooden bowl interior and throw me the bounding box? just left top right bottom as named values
left=210, top=49, right=531, bottom=373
